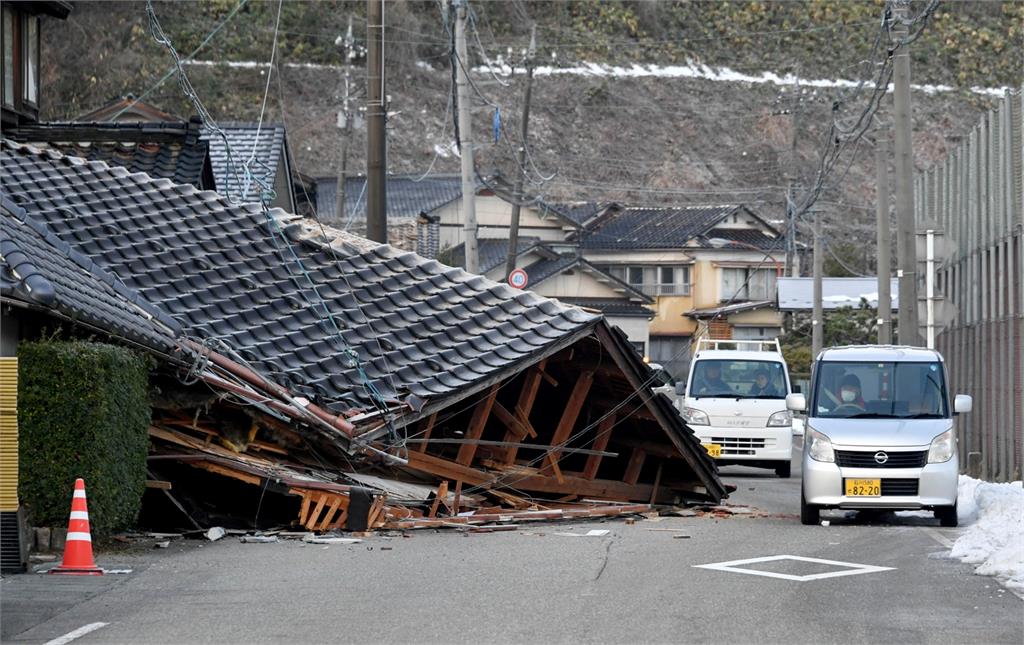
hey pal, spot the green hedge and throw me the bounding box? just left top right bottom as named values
left=18, top=341, right=152, bottom=538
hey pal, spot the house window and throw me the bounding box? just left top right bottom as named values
left=733, top=326, right=782, bottom=340
left=606, top=265, right=691, bottom=296
left=721, top=267, right=777, bottom=301
left=2, top=7, right=13, bottom=107
left=23, top=15, right=36, bottom=104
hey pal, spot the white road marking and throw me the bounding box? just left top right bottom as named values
left=44, top=622, right=108, bottom=645
left=693, top=554, right=895, bottom=581
left=919, top=526, right=956, bottom=549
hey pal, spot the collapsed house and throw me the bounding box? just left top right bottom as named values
left=1, top=139, right=726, bottom=532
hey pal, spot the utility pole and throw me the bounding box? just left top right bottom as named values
left=366, top=0, right=387, bottom=243
left=335, top=17, right=354, bottom=225
left=453, top=0, right=479, bottom=273
left=785, top=69, right=802, bottom=278
left=812, top=211, right=824, bottom=358
left=503, top=25, right=537, bottom=281
left=875, top=132, right=892, bottom=344
left=890, top=0, right=919, bottom=345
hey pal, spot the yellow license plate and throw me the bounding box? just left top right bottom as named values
left=702, top=443, right=722, bottom=458
left=845, top=479, right=881, bottom=497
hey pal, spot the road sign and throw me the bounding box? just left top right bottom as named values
left=508, top=268, right=528, bottom=289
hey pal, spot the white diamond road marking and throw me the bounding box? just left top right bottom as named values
left=693, top=555, right=896, bottom=582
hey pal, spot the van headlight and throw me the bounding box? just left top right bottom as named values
left=927, top=429, right=955, bottom=463
left=682, top=407, right=709, bottom=426
left=806, top=428, right=835, bottom=463
left=767, top=410, right=792, bottom=427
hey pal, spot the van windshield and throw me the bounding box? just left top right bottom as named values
left=688, top=360, right=787, bottom=399
left=812, top=361, right=949, bottom=419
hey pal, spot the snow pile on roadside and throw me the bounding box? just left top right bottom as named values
left=949, top=475, right=1024, bottom=591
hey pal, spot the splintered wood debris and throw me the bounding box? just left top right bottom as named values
left=144, top=336, right=726, bottom=534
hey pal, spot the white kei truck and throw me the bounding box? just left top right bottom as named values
left=678, top=339, right=795, bottom=478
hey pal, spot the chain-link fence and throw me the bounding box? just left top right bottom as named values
left=915, top=89, right=1023, bottom=483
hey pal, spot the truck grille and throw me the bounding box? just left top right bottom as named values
left=711, top=437, right=768, bottom=455
left=836, top=450, right=928, bottom=468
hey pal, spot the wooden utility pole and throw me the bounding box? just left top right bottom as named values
left=890, top=0, right=919, bottom=345
left=812, top=211, right=823, bottom=358
left=366, top=0, right=387, bottom=243
left=335, top=17, right=354, bottom=225
left=875, top=132, right=892, bottom=344
left=453, top=0, right=479, bottom=273
left=503, top=25, right=537, bottom=281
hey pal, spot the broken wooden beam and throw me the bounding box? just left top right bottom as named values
left=455, top=384, right=500, bottom=465
left=540, top=370, right=594, bottom=476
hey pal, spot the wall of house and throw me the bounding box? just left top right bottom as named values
left=437, top=196, right=567, bottom=250
left=531, top=270, right=624, bottom=300
left=606, top=316, right=650, bottom=356
left=272, top=156, right=294, bottom=213
left=649, top=296, right=698, bottom=335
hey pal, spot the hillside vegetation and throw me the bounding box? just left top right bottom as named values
left=40, top=1, right=1022, bottom=274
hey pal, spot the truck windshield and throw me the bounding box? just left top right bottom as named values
left=688, top=360, right=787, bottom=399
left=812, top=361, right=949, bottom=419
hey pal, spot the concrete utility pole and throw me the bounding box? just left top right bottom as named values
left=890, top=0, right=920, bottom=345
left=366, top=0, right=387, bottom=243
left=335, top=16, right=354, bottom=225
left=875, top=132, right=892, bottom=344
left=453, top=0, right=479, bottom=273
left=812, top=211, right=824, bottom=358
left=503, top=25, right=537, bottom=281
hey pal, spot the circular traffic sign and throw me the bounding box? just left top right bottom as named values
left=508, top=268, right=529, bottom=289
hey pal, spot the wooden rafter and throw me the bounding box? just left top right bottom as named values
left=456, top=384, right=500, bottom=465
left=502, top=359, right=546, bottom=464
left=583, top=413, right=616, bottom=480
left=541, top=370, right=594, bottom=476
left=417, top=412, right=438, bottom=453
left=623, top=448, right=646, bottom=486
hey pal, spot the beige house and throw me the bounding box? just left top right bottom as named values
left=578, top=205, right=787, bottom=378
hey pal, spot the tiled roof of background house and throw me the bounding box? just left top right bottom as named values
left=582, top=205, right=739, bottom=249
left=313, top=174, right=463, bottom=222
left=5, top=120, right=212, bottom=189
left=1, top=197, right=179, bottom=352
left=203, top=123, right=288, bottom=203
left=700, top=227, right=780, bottom=250
left=537, top=201, right=609, bottom=228
left=556, top=298, right=655, bottom=318
left=1, top=140, right=600, bottom=414
left=446, top=237, right=542, bottom=274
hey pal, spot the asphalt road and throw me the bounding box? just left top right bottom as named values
left=3, top=444, right=1021, bottom=645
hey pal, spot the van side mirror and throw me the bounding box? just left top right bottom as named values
left=786, top=393, right=807, bottom=412
left=674, top=382, right=686, bottom=396
left=954, top=394, right=973, bottom=414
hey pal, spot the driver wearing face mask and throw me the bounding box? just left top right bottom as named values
left=836, top=374, right=867, bottom=410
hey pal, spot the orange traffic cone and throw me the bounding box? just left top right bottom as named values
left=49, top=478, right=103, bottom=576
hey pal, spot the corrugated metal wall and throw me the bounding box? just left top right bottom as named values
left=915, top=90, right=1023, bottom=483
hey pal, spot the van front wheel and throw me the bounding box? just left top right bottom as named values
left=800, top=490, right=819, bottom=525
left=775, top=461, right=791, bottom=478
left=935, top=500, right=958, bottom=527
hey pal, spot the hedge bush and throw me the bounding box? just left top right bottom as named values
left=18, top=341, right=152, bottom=538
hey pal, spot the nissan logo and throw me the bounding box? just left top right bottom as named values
left=874, top=451, right=889, bottom=465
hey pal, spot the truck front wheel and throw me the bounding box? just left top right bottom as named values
left=775, top=461, right=792, bottom=478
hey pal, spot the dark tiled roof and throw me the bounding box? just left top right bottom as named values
left=314, top=175, right=462, bottom=221
left=6, top=121, right=212, bottom=189
left=447, top=237, right=541, bottom=274
left=685, top=300, right=776, bottom=319
left=582, top=205, right=738, bottom=250
left=557, top=298, right=655, bottom=317
left=538, top=201, right=608, bottom=227
left=700, top=227, right=780, bottom=250
left=521, top=254, right=580, bottom=284
left=2, top=197, right=179, bottom=352
left=1, top=140, right=600, bottom=413
left=203, top=124, right=288, bottom=204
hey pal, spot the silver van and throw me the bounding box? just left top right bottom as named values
left=786, top=346, right=972, bottom=526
